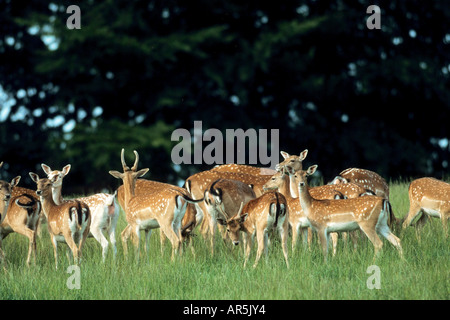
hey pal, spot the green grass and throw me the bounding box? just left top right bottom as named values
left=0, top=181, right=448, bottom=300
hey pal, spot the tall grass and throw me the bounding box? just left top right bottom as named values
left=0, top=181, right=448, bottom=300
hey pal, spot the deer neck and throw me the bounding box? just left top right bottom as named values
left=51, top=183, right=64, bottom=205
left=298, top=184, right=313, bottom=218
left=276, top=175, right=292, bottom=198
left=0, top=199, right=10, bottom=223
left=40, top=192, right=58, bottom=219
left=122, top=176, right=136, bottom=211
left=288, top=174, right=299, bottom=198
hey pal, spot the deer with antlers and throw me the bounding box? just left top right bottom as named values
left=41, top=163, right=119, bottom=262
left=185, top=169, right=269, bottom=244
left=109, top=149, right=202, bottom=260
left=30, top=172, right=90, bottom=269
left=402, top=177, right=449, bottom=237
left=295, top=165, right=402, bottom=261
left=202, top=178, right=256, bottom=253
left=217, top=191, right=289, bottom=268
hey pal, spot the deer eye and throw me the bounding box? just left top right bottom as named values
left=290, top=160, right=295, bottom=162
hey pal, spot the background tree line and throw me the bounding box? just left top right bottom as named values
left=0, top=0, right=449, bottom=194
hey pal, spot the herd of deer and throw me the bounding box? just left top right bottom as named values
left=0, top=148, right=448, bottom=269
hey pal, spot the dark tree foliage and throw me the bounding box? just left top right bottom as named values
left=0, top=0, right=449, bottom=194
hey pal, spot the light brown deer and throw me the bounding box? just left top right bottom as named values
left=217, top=191, right=289, bottom=268
left=203, top=178, right=256, bottom=253
left=402, top=177, right=450, bottom=237
left=109, top=149, right=202, bottom=260
left=275, top=149, right=308, bottom=172
left=41, top=163, right=119, bottom=262
left=30, top=173, right=90, bottom=269
left=329, top=168, right=389, bottom=199
left=185, top=169, right=269, bottom=243
left=211, top=163, right=277, bottom=176
left=0, top=172, right=21, bottom=265
left=296, top=165, right=402, bottom=261
left=263, top=169, right=346, bottom=254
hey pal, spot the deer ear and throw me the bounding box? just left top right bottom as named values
left=62, top=164, right=71, bottom=176
left=109, top=170, right=123, bottom=180
left=10, top=176, right=21, bottom=187
left=41, top=164, right=52, bottom=174
left=217, top=218, right=227, bottom=226
left=280, top=151, right=290, bottom=160
left=239, top=213, right=248, bottom=223
left=307, top=165, right=318, bottom=176
left=29, top=172, right=40, bottom=183
left=135, top=168, right=149, bottom=178
left=299, top=149, right=308, bottom=161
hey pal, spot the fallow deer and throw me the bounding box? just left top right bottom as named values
left=402, top=177, right=449, bottom=237
left=30, top=172, right=91, bottom=269
left=41, top=163, right=119, bottom=262
left=217, top=191, right=289, bottom=268
left=109, top=149, right=202, bottom=260
left=0, top=172, right=21, bottom=265
left=329, top=168, right=389, bottom=200
left=184, top=169, right=269, bottom=244
left=275, top=149, right=308, bottom=172
left=211, top=163, right=277, bottom=176
left=296, top=165, right=402, bottom=261
left=202, top=178, right=256, bottom=253
left=263, top=169, right=347, bottom=254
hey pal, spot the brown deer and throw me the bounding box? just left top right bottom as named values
left=329, top=168, right=389, bottom=200
left=41, top=163, right=119, bottom=262
left=296, top=165, right=402, bottom=262
left=402, top=177, right=449, bottom=237
left=275, top=149, right=308, bottom=172
left=109, top=149, right=202, bottom=260
left=217, top=191, right=289, bottom=268
left=30, top=172, right=91, bottom=269
left=202, top=178, right=256, bottom=254
left=211, top=163, right=277, bottom=176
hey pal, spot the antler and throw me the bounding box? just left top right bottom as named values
left=131, top=150, right=139, bottom=171
left=121, top=148, right=130, bottom=171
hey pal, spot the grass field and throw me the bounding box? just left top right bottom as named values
left=0, top=181, right=448, bottom=300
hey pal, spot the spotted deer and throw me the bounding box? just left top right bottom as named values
left=402, top=177, right=450, bottom=237
left=296, top=165, right=402, bottom=261
left=263, top=169, right=347, bottom=254
left=0, top=172, right=22, bottom=265
left=217, top=191, right=289, bottom=268
left=109, top=149, right=202, bottom=260
left=329, top=168, right=389, bottom=200
left=30, top=173, right=90, bottom=269
left=203, top=178, right=256, bottom=254
left=275, top=149, right=308, bottom=172
left=184, top=169, right=269, bottom=244
left=211, top=163, right=277, bottom=176
left=41, top=163, right=119, bottom=262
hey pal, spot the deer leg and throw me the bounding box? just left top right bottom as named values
left=243, top=233, right=252, bottom=268
left=160, top=223, right=181, bottom=261
left=50, top=234, right=59, bottom=269
left=317, top=227, right=329, bottom=262
left=359, top=224, right=383, bottom=261
left=330, top=232, right=338, bottom=256
left=253, top=231, right=265, bottom=268
left=90, top=225, right=109, bottom=262
left=121, top=225, right=131, bottom=256
left=279, top=223, right=289, bottom=268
